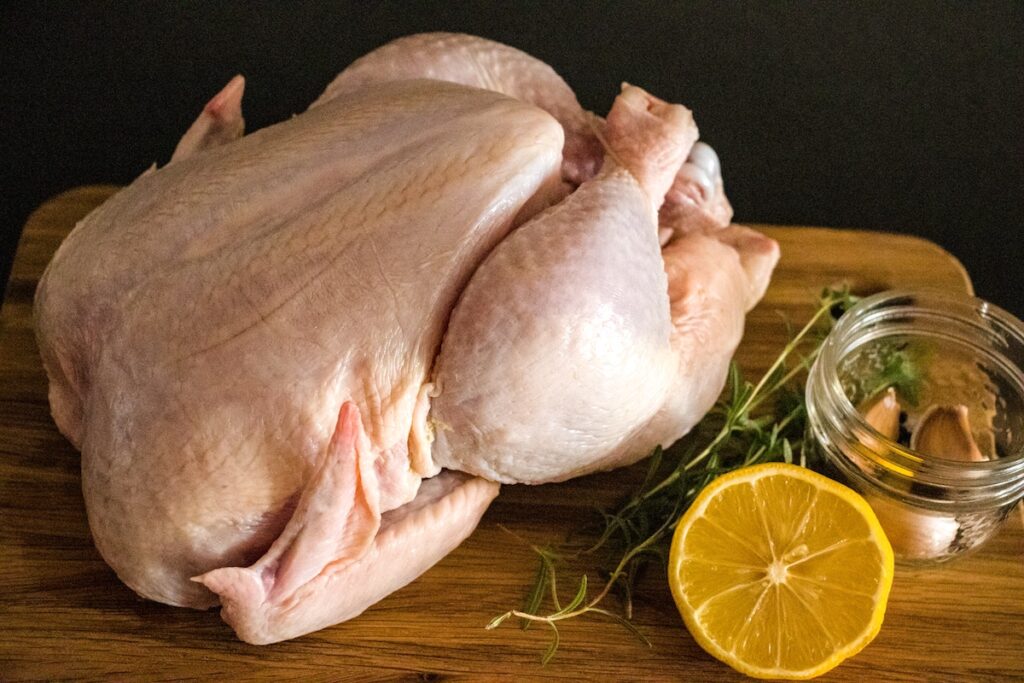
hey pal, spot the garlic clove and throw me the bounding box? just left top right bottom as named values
left=848, top=387, right=902, bottom=480
left=910, top=404, right=987, bottom=461
left=860, top=386, right=901, bottom=440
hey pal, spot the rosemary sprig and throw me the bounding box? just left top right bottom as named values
left=487, top=287, right=857, bottom=663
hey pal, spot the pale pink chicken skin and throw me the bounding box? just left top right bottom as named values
left=312, top=32, right=603, bottom=186
left=34, top=33, right=778, bottom=644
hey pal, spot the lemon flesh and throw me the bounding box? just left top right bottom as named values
left=668, top=463, right=894, bottom=680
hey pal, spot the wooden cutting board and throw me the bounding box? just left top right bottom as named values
left=2, top=186, right=1021, bottom=681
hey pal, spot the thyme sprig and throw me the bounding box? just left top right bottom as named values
left=486, top=287, right=857, bottom=663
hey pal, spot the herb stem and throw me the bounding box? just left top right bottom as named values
left=634, top=423, right=730, bottom=504
left=741, top=304, right=832, bottom=412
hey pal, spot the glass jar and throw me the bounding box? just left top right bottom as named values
left=806, top=290, right=1024, bottom=566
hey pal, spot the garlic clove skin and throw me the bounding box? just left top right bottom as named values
left=910, top=404, right=987, bottom=462
left=860, top=386, right=901, bottom=441
left=846, top=387, right=902, bottom=480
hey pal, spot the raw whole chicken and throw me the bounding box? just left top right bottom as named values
left=34, top=33, right=779, bottom=644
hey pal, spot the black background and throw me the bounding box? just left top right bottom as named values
left=3, top=2, right=1022, bottom=316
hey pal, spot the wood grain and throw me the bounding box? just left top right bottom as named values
left=1, top=187, right=1020, bottom=682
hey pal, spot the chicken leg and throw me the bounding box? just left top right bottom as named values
left=430, top=85, right=687, bottom=482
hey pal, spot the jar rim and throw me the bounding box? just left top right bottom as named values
left=814, top=288, right=1024, bottom=488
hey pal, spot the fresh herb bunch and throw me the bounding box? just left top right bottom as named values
left=486, top=287, right=859, bottom=664
left=847, top=341, right=927, bottom=408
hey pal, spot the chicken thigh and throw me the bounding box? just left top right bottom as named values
left=34, top=33, right=778, bottom=644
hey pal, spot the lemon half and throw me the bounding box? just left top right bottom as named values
left=668, top=463, right=894, bottom=680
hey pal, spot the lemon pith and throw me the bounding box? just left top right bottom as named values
left=668, top=463, right=894, bottom=680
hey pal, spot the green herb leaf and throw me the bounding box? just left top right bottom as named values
left=552, top=575, right=587, bottom=617
left=541, top=622, right=561, bottom=665
left=520, top=554, right=550, bottom=630
left=591, top=608, right=652, bottom=647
